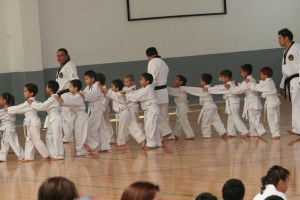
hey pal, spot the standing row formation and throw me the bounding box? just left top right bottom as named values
left=0, top=28, right=299, bottom=162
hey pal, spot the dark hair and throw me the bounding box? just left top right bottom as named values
left=57, top=48, right=69, bottom=56
left=1, top=92, right=15, bottom=106
left=70, top=79, right=82, bottom=91
left=25, top=83, right=38, bottom=96
left=278, top=28, right=293, bottom=41
left=265, top=196, right=285, bottom=200
left=121, top=181, right=160, bottom=200
left=47, top=80, right=59, bottom=93
left=146, top=47, right=158, bottom=57
left=38, top=176, right=79, bottom=200
left=96, top=73, right=106, bottom=85
left=195, top=192, right=217, bottom=200
left=260, top=66, right=273, bottom=78
left=222, top=179, right=245, bottom=200
left=201, top=73, right=213, bottom=84
left=141, top=73, right=153, bottom=84
left=176, top=75, right=187, bottom=86
left=220, top=70, right=233, bottom=79
left=84, top=70, right=97, bottom=80
left=111, top=79, right=124, bottom=91
left=260, top=165, right=289, bottom=194
left=241, top=64, right=253, bottom=75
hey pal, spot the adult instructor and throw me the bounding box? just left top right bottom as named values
left=278, top=28, right=300, bottom=135
left=56, top=48, right=79, bottom=142
left=146, top=47, right=172, bottom=141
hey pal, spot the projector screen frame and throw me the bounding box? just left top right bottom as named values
left=126, top=0, right=227, bottom=21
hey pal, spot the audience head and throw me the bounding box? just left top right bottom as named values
left=195, top=192, right=217, bottom=200
left=124, top=74, right=135, bottom=88
left=220, top=70, right=233, bottom=83
left=240, top=64, right=253, bottom=78
left=38, top=176, right=79, bottom=200
left=222, top=179, right=245, bottom=200
left=96, top=73, right=106, bottom=85
left=69, top=79, right=82, bottom=93
left=265, top=195, right=285, bottom=200
left=201, top=73, right=213, bottom=86
left=46, top=80, right=59, bottom=94
left=140, top=73, right=153, bottom=87
left=111, top=79, right=124, bottom=92
left=260, top=165, right=290, bottom=194
left=260, top=66, right=273, bottom=80
left=0, top=92, right=15, bottom=106
left=173, top=75, right=187, bottom=87
left=84, top=70, right=97, bottom=85
left=121, top=181, right=160, bottom=200
left=24, top=83, right=38, bottom=98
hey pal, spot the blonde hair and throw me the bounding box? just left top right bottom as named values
left=124, top=74, right=135, bottom=82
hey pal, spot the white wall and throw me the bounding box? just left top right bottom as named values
left=38, top=0, right=300, bottom=69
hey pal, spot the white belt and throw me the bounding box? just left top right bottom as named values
left=225, top=99, right=231, bottom=114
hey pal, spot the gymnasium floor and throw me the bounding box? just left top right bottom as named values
left=1, top=96, right=300, bottom=200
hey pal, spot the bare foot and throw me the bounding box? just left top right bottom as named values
left=241, top=133, right=249, bottom=138
left=258, top=132, right=267, bottom=138
left=117, top=145, right=127, bottom=150
left=288, top=130, right=300, bottom=136
left=19, top=159, right=33, bottom=163
left=185, top=137, right=195, bottom=140
left=162, top=133, right=172, bottom=142
left=41, top=157, right=51, bottom=162
left=272, top=136, right=281, bottom=139
left=51, top=158, right=64, bottom=161
left=220, top=133, right=228, bottom=139
left=144, top=146, right=156, bottom=151
left=228, top=135, right=236, bottom=138
left=140, top=140, right=146, bottom=149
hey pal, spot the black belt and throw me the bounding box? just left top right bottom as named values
left=284, top=73, right=299, bottom=102
left=154, top=85, right=167, bottom=90
left=57, top=89, right=70, bottom=97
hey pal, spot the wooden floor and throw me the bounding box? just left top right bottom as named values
left=1, top=96, right=300, bottom=200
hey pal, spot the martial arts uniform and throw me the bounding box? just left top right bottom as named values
left=280, top=42, right=300, bottom=134
left=147, top=57, right=172, bottom=137
left=229, top=75, right=266, bottom=136
left=0, top=109, right=24, bottom=161
left=56, top=60, right=78, bottom=143
left=8, top=98, right=50, bottom=160
left=248, top=78, right=281, bottom=138
left=253, top=184, right=287, bottom=200
left=31, top=94, right=64, bottom=159
left=102, top=86, right=115, bottom=144
left=209, top=82, right=249, bottom=136
left=180, top=86, right=227, bottom=138
left=106, top=89, right=145, bottom=146
left=123, top=85, right=145, bottom=140
left=167, top=87, right=195, bottom=139
left=126, top=84, right=161, bottom=148
left=83, top=82, right=110, bottom=151
left=61, top=93, right=88, bottom=156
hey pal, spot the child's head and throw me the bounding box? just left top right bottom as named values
left=24, top=83, right=38, bottom=98
left=111, top=79, right=124, bottom=92
left=121, top=181, right=160, bottom=200
left=261, top=165, right=290, bottom=194
left=124, top=74, right=135, bottom=88
left=240, top=64, right=252, bottom=78
left=96, top=73, right=106, bottom=85
left=195, top=192, right=217, bottom=200
left=222, top=179, right=245, bottom=200
left=38, top=176, right=79, bottom=200
left=69, top=79, right=82, bottom=93
left=46, top=80, right=59, bottom=94
left=84, top=70, right=97, bottom=86
left=265, top=196, right=285, bottom=200
left=201, top=73, right=213, bottom=86
left=0, top=93, right=15, bottom=106
left=140, top=73, right=153, bottom=87
left=173, top=75, right=187, bottom=87
left=260, top=66, right=273, bottom=80
left=220, top=70, right=232, bottom=83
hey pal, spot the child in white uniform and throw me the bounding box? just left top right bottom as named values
left=123, top=74, right=145, bottom=141
left=56, top=80, right=88, bottom=156
left=8, top=83, right=50, bottom=161
left=123, top=73, right=161, bottom=149
left=253, top=165, right=289, bottom=200
left=29, top=81, right=64, bottom=160
left=204, top=70, right=249, bottom=137
left=246, top=66, right=281, bottom=139
left=102, top=79, right=146, bottom=149
left=0, top=93, right=24, bottom=161
left=97, top=73, right=115, bottom=144
left=181, top=73, right=227, bottom=138
left=81, top=70, right=110, bottom=152
left=167, top=75, right=195, bottom=139
left=225, top=64, right=266, bottom=137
